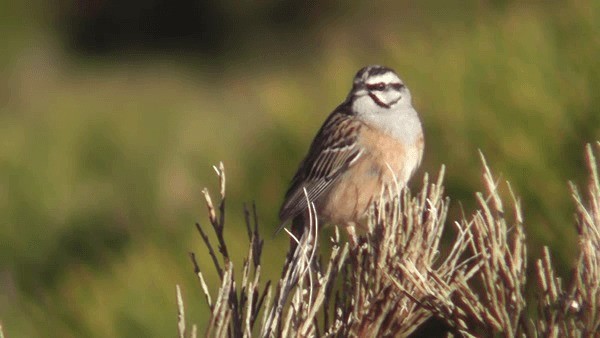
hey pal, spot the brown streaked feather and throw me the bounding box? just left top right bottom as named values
left=278, top=104, right=363, bottom=228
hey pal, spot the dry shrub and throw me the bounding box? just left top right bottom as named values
left=178, top=142, right=600, bottom=337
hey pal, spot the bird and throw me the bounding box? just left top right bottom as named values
left=278, top=65, right=424, bottom=244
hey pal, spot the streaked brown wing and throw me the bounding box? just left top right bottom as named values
left=278, top=106, right=364, bottom=228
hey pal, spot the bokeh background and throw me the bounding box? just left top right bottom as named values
left=1, top=0, right=599, bottom=336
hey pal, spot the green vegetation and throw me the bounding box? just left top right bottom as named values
left=0, top=1, right=599, bottom=336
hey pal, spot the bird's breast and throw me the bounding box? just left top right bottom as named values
left=359, top=124, right=423, bottom=185
left=315, top=124, right=424, bottom=228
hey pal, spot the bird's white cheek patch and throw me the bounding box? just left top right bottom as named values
left=369, top=92, right=390, bottom=108
left=385, top=91, right=402, bottom=105
left=353, top=96, right=380, bottom=115
left=372, top=91, right=401, bottom=107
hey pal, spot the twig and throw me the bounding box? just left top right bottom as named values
left=176, top=285, right=186, bottom=338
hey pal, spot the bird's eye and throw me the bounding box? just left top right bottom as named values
left=391, top=83, right=404, bottom=90
left=367, top=83, right=386, bottom=91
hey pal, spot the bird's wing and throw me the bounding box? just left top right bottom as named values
left=278, top=107, right=364, bottom=229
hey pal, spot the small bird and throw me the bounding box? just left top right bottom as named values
left=278, top=65, right=424, bottom=243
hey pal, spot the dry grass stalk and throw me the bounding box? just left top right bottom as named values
left=182, top=143, right=600, bottom=338
left=411, top=155, right=528, bottom=337
left=185, top=162, right=270, bottom=338
left=535, top=142, right=600, bottom=337
left=260, top=197, right=349, bottom=337
left=339, top=167, right=456, bottom=337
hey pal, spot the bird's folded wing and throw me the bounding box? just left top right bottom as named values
left=278, top=110, right=364, bottom=227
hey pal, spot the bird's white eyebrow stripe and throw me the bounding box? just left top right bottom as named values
left=366, top=72, right=401, bottom=85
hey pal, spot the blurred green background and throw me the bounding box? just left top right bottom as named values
left=1, top=0, right=599, bottom=336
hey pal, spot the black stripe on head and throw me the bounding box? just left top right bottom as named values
left=367, top=66, right=393, bottom=77
left=353, top=65, right=395, bottom=85
left=353, top=67, right=371, bottom=84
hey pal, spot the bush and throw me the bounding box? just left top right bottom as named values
left=178, top=143, right=600, bottom=337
